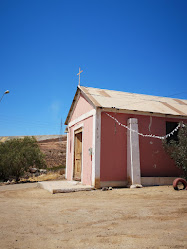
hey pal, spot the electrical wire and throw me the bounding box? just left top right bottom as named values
left=106, top=112, right=185, bottom=140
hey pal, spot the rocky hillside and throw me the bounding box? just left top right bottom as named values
left=38, top=135, right=67, bottom=168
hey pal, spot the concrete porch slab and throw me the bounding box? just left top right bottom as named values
left=37, top=180, right=94, bottom=194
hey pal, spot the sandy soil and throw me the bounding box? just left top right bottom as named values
left=0, top=185, right=186, bottom=249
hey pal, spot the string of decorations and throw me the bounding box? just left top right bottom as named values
left=106, top=113, right=185, bottom=140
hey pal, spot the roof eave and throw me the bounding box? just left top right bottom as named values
left=101, top=107, right=187, bottom=119
left=64, top=86, right=98, bottom=125
left=64, top=87, right=80, bottom=125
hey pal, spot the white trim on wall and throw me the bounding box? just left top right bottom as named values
left=92, top=112, right=96, bottom=186
left=69, top=109, right=96, bottom=128
left=92, top=108, right=101, bottom=188
left=65, top=131, right=69, bottom=179
left=127, top=118, right=141, bottom=186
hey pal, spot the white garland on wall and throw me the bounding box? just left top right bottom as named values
left=106, top=113, right=185, bottom=140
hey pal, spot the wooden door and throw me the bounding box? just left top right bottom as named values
left=73, top=131, right=82, bottom=181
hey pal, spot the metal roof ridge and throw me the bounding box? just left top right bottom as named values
left=78, top=85, right=187, bottom=101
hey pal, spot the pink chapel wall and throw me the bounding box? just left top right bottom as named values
left=81, top=116, right=93, bottom=185
left=100, top=113, right=127, bottom=182
left=66, top=116, right=93, bottom=185
left=100, top=112, right=185, bottom=181
left=136, top=115, right=184, bottom=177
left=70, top=93, right=94, bottom=123
left=67, top=93, right=94, bottom=185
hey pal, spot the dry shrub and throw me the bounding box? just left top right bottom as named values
left=21, top=172, right=65, bottom=182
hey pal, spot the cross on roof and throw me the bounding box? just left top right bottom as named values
left=77, top=67, right=83, bottom=86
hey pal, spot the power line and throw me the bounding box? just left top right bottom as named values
left=166, top=92, right=187, bottom=97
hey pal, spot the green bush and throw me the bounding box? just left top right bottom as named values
left=163, top=123, right=187, bottom=179
left=0, top=136, right=46, bottom=181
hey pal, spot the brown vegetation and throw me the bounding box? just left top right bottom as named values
left=38, top=135, right=67, bottom=168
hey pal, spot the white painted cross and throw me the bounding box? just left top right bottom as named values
left=77, top=67, right=83, bottom=86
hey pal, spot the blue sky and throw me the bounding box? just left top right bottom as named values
left=0, top=0, right=186, bottom=136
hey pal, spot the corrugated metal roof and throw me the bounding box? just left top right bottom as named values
left=79, top=86, right=187, bottom=116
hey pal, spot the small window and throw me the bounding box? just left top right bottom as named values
left=166, top=122, right=178, bottom=143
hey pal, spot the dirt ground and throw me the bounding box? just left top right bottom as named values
left=0, top=184, right=186, bottom=249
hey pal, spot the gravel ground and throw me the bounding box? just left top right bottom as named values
left=0, top=184, right=186, bottom=249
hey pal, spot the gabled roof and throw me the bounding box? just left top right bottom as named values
left=65, top=86, right=187, bottom=125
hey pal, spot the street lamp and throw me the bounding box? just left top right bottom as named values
left=0, top=90, right=10, bottom=103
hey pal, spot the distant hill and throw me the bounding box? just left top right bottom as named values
left=0, top=135, right=63, bottom=142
